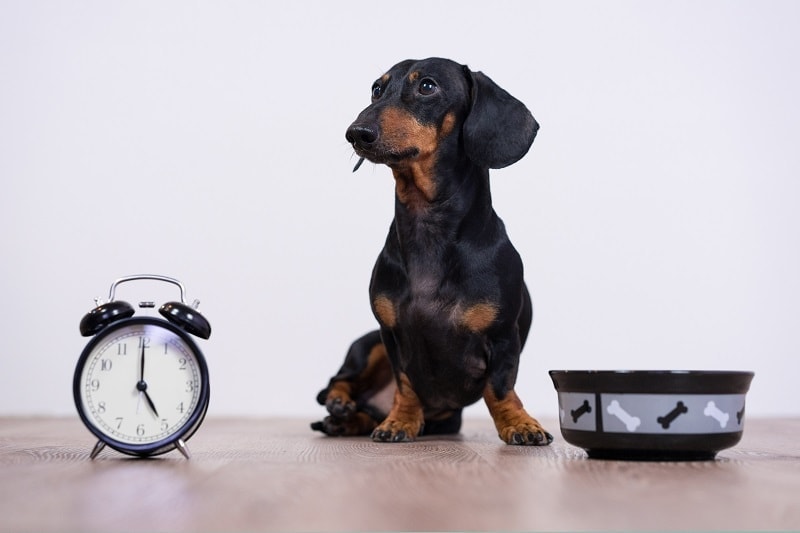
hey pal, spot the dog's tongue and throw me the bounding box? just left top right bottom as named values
left=352, top=157, right=365, bottom=172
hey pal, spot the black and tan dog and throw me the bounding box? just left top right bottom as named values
left=311, top=58, right=552, bottom=446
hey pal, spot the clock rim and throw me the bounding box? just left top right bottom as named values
left=73, top=316, right=211, bottom=457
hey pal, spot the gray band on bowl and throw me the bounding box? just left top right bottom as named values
left=557, top=392, right=746, bottom=434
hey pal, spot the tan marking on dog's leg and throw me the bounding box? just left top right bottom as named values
left=353, top=342, right=394, bottom=403
left=360, top=343, right=392, bottom=383
left=319, top=343, right=392, bottom=436
left=326, top=381, right=352, bottom=405
left=484, top=385, right=551, bottom=446
left=460, top=302, right=499, bottom=332
left=373, top=295, right=397, bottom=328
left=324, top=380, right=355, bottom=417
left=372, top=372, right=424, bottom=442
left=326, top=342, right=393, bottom=414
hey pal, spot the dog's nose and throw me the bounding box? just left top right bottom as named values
left=346, top=124, right=378, bottom=146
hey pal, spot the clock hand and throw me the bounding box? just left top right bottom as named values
left=143, top=390, right=159, bottom=418
left=137, top=380, right=159, bottom=418
left=137, top=340, right=158, bottom=417
left=139, top=341, right=145, bottom=382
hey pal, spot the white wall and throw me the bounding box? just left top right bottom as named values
left=2, top=1, right=798, bottom=420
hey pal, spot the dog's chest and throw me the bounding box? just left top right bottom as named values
left=377, top=261, right=495, bottom=335
left=406, top=265, right=448, bottom=316
left=371, top=243, right=497, bottom=407
left=402, top=258, right=461, bottom=320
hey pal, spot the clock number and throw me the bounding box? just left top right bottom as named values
left=115, top=417, right=123, bottom=429
left=97, top=401, right=106, bottom=413
left=117, top=343, right=127, bottom=356
left=101, top=359, right=112, bottom=371
left=164, top=343, right=169, bottom=355
left=90, top=379, right=100, bottom=392
left=178, top=358, right=187, bottom=370
left=136, top=424, right=146, bottom=436
left=138, top=336, right=150, bottom=349
left=161, top=419, right=169, bottom=431
left=177, top=402, right=185, bottom=414
left=185, top=381, right=195, bottom=393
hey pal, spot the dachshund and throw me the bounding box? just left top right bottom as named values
left=311, top=58, right=552, bottom=446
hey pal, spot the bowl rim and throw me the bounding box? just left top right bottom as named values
left=549, top=369, right=754, bottom=394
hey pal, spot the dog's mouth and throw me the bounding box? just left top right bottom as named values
left=351, top=146, right=420, bottom=172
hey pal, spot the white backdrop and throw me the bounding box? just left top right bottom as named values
left=2, top=1, right=798, bottom=420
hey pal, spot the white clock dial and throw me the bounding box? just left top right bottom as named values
left=77, top=321, right=203, bottom=446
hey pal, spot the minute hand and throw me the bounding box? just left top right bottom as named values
left=137, top=342, right=159, bottom=417
left=139, top=342, right=145, bottom=381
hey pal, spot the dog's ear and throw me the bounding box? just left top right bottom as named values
left=463, top=68, right=539, bottom=169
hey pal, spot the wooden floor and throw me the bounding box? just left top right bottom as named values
left=1, top=416, right=798, bottom=532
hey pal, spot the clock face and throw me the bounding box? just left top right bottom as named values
left=75, top=317, right=208, bottom=453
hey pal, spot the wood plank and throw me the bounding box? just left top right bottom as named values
left=0, top=417, right=798, bottom=531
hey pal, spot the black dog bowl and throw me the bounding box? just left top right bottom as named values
left=549, top=370, right=754, bottom=460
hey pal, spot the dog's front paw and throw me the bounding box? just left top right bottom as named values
left=371, top=418, right=423, bottom=443
left=497, top=419, right=553, bottom=446
left=485, top=388, right=554, bottom=446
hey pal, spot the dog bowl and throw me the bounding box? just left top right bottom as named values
left=549, top=370, right=754, bottom=460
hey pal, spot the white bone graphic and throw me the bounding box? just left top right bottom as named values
left=607, top=400, right=641, bottom=432
left=703, top=400, right=729, bottom=428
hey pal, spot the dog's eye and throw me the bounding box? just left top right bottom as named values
left=371, top=82, right=383, bottom=99
left=418, top=78, right=438, bottom=96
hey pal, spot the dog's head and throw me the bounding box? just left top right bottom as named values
left=346, top=58, right=538, bottom=176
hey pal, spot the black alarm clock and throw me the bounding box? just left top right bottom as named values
left=74, top=275, right=211, bottom=459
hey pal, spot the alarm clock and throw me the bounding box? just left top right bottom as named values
left=74, top=275, right=211, bottom=459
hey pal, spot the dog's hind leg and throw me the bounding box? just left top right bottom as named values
left=311, top=330, right=395, bottom=436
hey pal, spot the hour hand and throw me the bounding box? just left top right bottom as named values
left=137, top=381, right=159, bottom=418
left=143, top=390, right=159, bottom=418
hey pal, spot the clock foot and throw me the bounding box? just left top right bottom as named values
left=89, top=440, right=106, bottom=460
left=175, top=439, right=191, bottom=459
